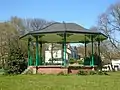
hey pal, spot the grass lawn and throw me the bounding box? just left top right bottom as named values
left=0, top=72, right=120, bottom=90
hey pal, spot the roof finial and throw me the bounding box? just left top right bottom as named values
left=63, top=21, right=67, bottom=31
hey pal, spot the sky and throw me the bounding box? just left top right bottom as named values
left=0, top=0, right=118, bottom=29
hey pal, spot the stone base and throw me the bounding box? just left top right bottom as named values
left=68, top=65, right=97, bottom=74
left=30, top=65, right=98, bottom=74
left=32, top=65, right=68, bottom=74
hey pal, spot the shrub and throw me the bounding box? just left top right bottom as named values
left=69, top=58, right=75, bottom=64
left=97, top=71, right=109, bottom=75
left=77, top=70, right=88, bottom=75
left=4, top=59, right=27, bottom=75
left=77, top=60, right=84, bottom=65
left=2, top=45, right=28, bottom=75
left=77, top=70, right=109, bottom=76
left=97, top=70, right=103, bottom=75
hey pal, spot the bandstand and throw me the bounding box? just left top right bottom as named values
left=20, top=22, right=107, bottom=74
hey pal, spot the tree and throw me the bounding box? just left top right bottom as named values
left=98, top=2, right=120, bottom=49
left=0, top=21, right=28, bottom=74
left=0, top=17, right=58, bottom=73
left=97, top=2, right=120, bottom=57
left=94, top=2, right=120, bottom=70
left=11, top=17, right=53, bottom=35
left=11, top=17, right=58, bottom=64
left=0, top=22, right=18, bottom=68
left=6, top=36, right=27, bottom=74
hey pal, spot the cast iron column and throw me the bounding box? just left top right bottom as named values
left=63, top=33, right=67, bottom=66
left=28, top=38, right=32, bottom=66
left=85, top=35, right=87, bottom=59
left=39, top=42, right=42, bottom=65
left=62, top=43, right=64, bottom=65
left=91, top=35, right=94, bottom=66
left=35, top=36, right=39, bottom=66
left=98, top=39, right=100, bottom=57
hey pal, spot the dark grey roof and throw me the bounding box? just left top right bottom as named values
left=20, top=22, right=107, bottom=42
left=29, top=22, right=102, bottom=34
